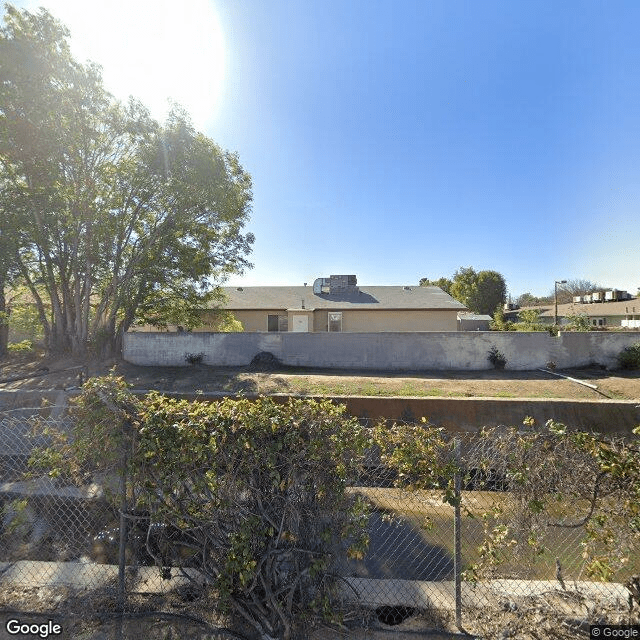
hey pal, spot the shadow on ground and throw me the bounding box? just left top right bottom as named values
left=343, top=511, right=454, bottom=581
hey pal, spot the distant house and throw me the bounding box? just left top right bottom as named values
left=457, top=313, right=492, bottom=331
left=200, top=274, right=468, bottom=333
left=506, top=297, right=640, bottom=329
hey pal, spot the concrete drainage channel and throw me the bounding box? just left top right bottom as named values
left=131, top=391, right=640, bottom=436
left=1, top=389, right=637, bottom=639
left=2, top=387, right=639, bottom=433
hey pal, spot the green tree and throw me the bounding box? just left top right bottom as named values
left=419, top=276, right=453, bottom=294
left=207, top=310, right=244, bottom=332
left=514, top=308, right=548, bottom=331
left=0, top=184, right=22, bottom=356
left=0, top=233, right=11, bottom=356
left=490, top=307, right=513, bottom=331
left=449, top=267, right=507, bottom=315
left=515, top=292, right=548, bottom=307
left=0, top=5, right=253, bottom=357
left=5, top=286, right=44, bottom=344
left=472, top=270, right=507, bottom=315
left=421, top=268, right=507, bottom=314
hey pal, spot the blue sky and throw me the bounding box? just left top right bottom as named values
left=18, top=0, right=640, bottom=298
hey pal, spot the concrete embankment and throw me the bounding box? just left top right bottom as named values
left=0, top=389, right=74, bottom=414
left=126, top=391, right=640, bottom=435
left=2, top=389, right=638, bottom=435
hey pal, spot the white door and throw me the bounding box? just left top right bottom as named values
left=292, top=316, right=309, bottom=332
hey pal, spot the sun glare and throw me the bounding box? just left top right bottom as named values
left=24, top=0, right=225, bottom=129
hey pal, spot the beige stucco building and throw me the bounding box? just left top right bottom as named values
left=202, top=275, right=467, bottom=333
left=509, top=298, right=640, bottom=329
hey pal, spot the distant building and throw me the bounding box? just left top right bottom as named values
left=203, top=274, right=468, bottom=332
left=457, top=313, right=492, bottom=331
left=506, top=294, right=640, bottom=329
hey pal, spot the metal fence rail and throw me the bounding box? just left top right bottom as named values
left=1, top=407, right=637, bottom=636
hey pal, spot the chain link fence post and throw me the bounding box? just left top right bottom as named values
left=453, top=436, right=462, bottom=630
left=117, top=418, right=129, bottom=610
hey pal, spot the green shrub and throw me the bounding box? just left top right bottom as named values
left=490, top=308, right=513, bottom=331
left=7, top=340, right=33, bottom=353
left=487, top=345, right=507, bottom=369
left=565, top=313, right=592, bottom=332
left=7, top=302, right=44, bottom=344
left=462, top=420, right=640, bottom=584
left=184, top=351, right=204, bottom=365
left=35, top=374, right=371, bottom=640
left=618, top=343, right=640, bottom=370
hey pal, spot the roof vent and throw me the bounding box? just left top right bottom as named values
left=237, top=287, right=243, bottom=291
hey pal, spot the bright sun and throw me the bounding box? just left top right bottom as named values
left=24, top=0, right=225, bottom=129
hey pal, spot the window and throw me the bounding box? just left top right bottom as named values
left=268, top=315, right=288, bottom=332
left=328, top=312, right=342, bottom=332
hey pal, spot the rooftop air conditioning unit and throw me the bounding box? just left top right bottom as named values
left=312, top=278, right=330, bottom=294
left=591, top=291, right=603, bottom=303
left=573, top=296, right=583, bottom=304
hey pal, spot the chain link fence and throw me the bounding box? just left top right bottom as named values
left=1, top=405, right=637, bottom=638
left=0, top=407, right=119, bottom=594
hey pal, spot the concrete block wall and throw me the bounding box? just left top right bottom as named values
left=122, top=331, right=640, bottom=371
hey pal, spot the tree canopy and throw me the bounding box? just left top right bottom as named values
left=0, top=5, right=253, bottom=356
left=418, top=276, right=453, bottom=294
left=420, top=267, right=507, bottom=315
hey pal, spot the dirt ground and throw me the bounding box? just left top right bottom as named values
left=0, top=585, right=470, bottom=640
left=1, top=350, right=639, bottom=400
left=1, top=584, right=635, bottom=639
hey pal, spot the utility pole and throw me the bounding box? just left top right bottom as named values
left=554, top=280, right=567, bottom=326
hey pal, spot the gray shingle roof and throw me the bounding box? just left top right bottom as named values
left=458, top=313, right=492, bottom=321
left=218, top=286, right=468, bottom=311
left=519, top=299, right=640, bottom=318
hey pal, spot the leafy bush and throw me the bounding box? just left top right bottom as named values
left=487, top=345, right=507, bottom=369
left=205, top=310, right=244, bottom=332
left=7, top=300, right=45, bottom=344
left=37, top=374, right=370, bottom=640
left=618, top=343, right=640, bottom=370
left=371, top=419, right=459, bottom=504
left=463, top=419, right=640, bottom=584
left=7, top=339, right=33, bottom=353
left=565, top=313, right=592, bottom=332
left=490, top=308, right=513, bottom=331
left=510, top=308, right=549, bottom=332
left=184, top=351, right=204, bottom=365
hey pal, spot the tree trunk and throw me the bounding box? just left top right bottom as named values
left=0, top=285, right=8, bottom=358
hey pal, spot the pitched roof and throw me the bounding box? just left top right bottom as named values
left=218, top=285, right=468, bottom=311
left=458, top=313, right=492, bottom=321
left=519, top=298, right=640, bottom=318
